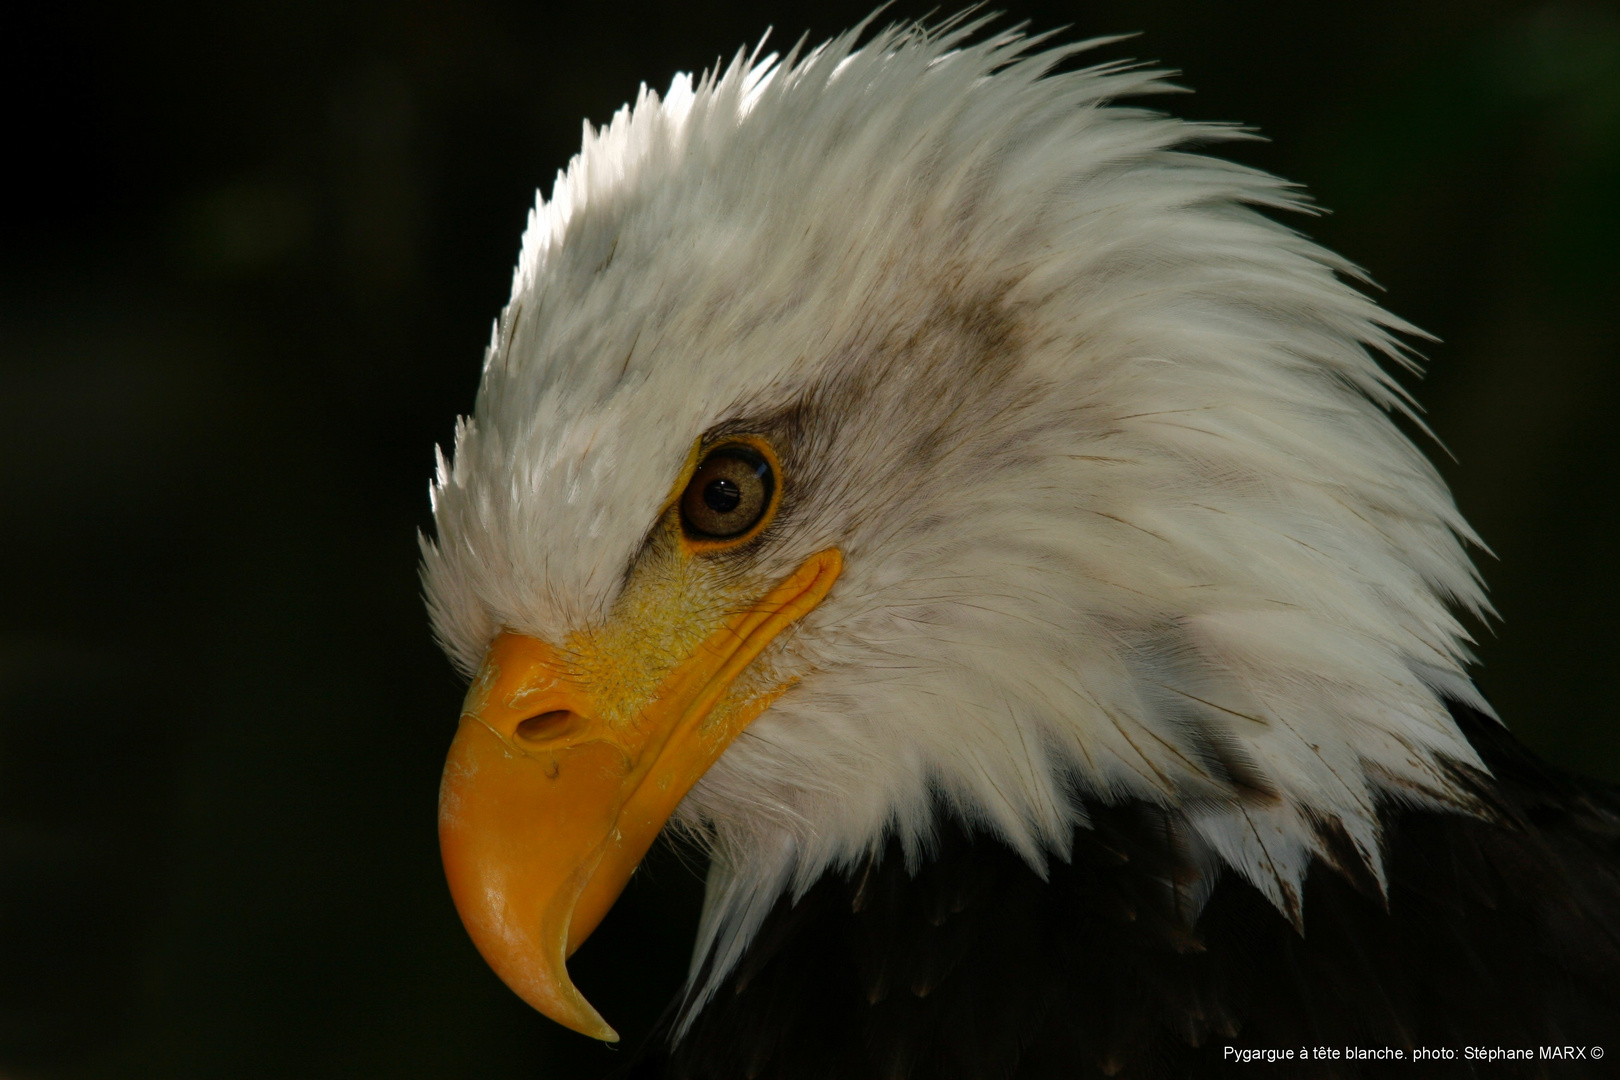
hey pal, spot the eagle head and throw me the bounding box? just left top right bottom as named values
left=421, top=19, right=1490, bottom=1041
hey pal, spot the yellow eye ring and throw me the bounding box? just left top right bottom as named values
left=676, top=436, right=783, bottom=553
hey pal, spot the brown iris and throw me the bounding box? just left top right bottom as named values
left=680, top=444, right=775, bottom=541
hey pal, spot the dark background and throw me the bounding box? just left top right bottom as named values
left=2, top=0, right=1616, bottom=1075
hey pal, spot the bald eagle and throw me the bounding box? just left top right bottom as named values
left=422, top=17, right=1620, bottom=1078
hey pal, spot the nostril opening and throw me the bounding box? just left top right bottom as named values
left=515, top=710, right=572, bottom=742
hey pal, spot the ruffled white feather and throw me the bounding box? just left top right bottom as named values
left=421, top=15, right=1494, bottom=1017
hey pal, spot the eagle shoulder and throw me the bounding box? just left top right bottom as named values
left=619, top=703, right=1620, bottom=1079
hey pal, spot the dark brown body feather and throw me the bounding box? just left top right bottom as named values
left=620, top=704, right=1620, bottom=1078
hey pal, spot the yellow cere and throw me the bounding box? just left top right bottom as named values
left=556, top=518, right=785, bottom=738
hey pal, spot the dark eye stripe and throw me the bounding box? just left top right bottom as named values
left=680, top=445, right=775, bottom=541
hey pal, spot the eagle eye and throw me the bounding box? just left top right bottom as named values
left=680, top=443, right=776, bottom=543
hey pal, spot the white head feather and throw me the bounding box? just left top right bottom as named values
left=421, top=17, right=1494, bottom=1012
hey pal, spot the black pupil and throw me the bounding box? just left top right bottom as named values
left=703, top=478, right=742, bottom=513
left=680, top=444, right=774, bottom=541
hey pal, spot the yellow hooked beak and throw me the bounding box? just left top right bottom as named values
left=437, top=549, right=842, bottom=1041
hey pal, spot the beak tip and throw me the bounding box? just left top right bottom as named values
left=520, top=978, right=619, bottom=1042
left=441, top=550, right=843, bottom=1043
